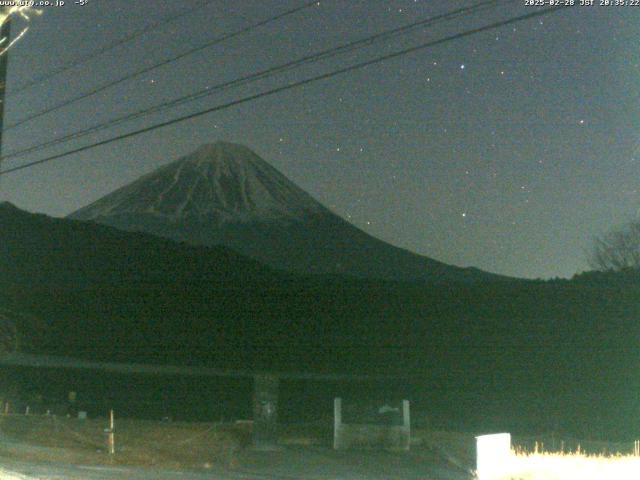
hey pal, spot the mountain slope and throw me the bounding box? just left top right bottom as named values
left=69, top=142, right=500, bottom=282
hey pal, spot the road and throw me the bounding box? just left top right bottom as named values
left=0, top=461, right=238, bottom=479
left=0, top=447, right=473, bottom=480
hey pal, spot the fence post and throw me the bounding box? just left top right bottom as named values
left=106, top=409, right=115, bottom=455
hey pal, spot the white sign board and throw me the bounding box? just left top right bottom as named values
left=476, top=433, right=512, bottom=480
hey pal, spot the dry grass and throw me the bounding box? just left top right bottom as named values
left=478, top=449, right=640, bottom=480
left=0, top=414, right=251, bottom=470
left=414, top=430, right=640, bottom=479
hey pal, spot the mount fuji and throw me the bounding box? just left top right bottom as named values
left=69, top=142, right=499, bottom=282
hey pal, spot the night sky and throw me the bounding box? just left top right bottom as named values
left=0, top=0, right=638, bottom=279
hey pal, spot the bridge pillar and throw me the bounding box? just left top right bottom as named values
left=252, top=373, right=279, bottom=450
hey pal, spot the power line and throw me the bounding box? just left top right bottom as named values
left=4, top=0, right=320, bottom=131
left=1, top=0, right=507, bottom=162
left=11, top=0, right=217, bottom=95
left=0, top=5, right=570, bottom=177
left=5, top=0, right=508, bottom=161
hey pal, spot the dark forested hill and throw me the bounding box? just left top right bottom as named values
left=2, top=202, right=639, bottom=439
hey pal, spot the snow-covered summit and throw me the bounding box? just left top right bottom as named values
left=71, top=142, right=326, bottom=224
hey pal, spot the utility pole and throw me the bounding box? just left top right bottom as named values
left=0, top=13, right=10, bottom=160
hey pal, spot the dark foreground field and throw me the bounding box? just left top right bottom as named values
left=1, top=414, right=635, bottom=479
left=0, top=414, right=475, bottom=479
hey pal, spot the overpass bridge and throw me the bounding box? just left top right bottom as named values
left=0, top=352, right=401, bottom=450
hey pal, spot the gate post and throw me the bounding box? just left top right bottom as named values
left=401, top=399, right=411, bottom=451
left=333, top=397, right=342, bottom=450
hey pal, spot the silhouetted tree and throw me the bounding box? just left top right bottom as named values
left=590, top=222, right=640, bottom=271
